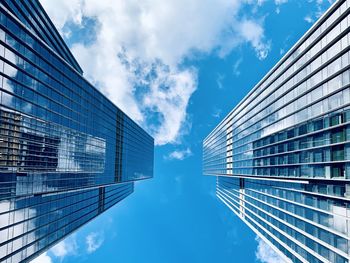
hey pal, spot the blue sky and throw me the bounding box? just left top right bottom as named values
left=32, top=1, right=334, bottom=263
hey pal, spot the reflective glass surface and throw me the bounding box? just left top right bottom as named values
left=203, top=1, right=350, bottom=262
left=0, top=3, right=153, bottom=193
left=218, top=177, right=350, bottom=263
left=0, top=1, right=154, bottom=262
left=204, top=0, right=350, bottom=181
left=0, top=183, right=133, bottom=263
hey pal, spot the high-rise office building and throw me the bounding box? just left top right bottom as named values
left=0, top=1, right=154, bottom=262
left=203, top=1, right=350, bottom=262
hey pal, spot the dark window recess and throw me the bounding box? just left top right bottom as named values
left=299, top=124, right=308, bottom=136
left=331, top=128, right=345, bottom=143
left=331, top=145, right=345, bottom=161
left=331, top=164, right=345, bottom=178
left=330, top=113, right=344, bottom=126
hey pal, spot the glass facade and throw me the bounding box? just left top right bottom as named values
left=217, top=177, right=349, bottom=263
left=0, top=183, right=133, bottom=263
left=203, top=1, right=350, bottom=262
left=0, top=1, right=154, bottom=262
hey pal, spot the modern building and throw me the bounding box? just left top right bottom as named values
left=203, top=1, right=350, bottom=262
left=0, top=0, right=154, bottom=262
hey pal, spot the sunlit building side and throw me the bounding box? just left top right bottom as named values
left=203, top=1, right=350, bottom=262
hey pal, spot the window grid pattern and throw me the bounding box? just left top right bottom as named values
left=217, top=177, right=350, bottom=263
left=0, top=183, right=133, bottom=263
left=203, top=1, right=350, bottom=262
left=0, top=1, right=154, bottom=263
left=0, top=5, right=154, bottom=193
left=204, top=1, right=350, bottom=182
left=2, top=0, right=83, bottom=73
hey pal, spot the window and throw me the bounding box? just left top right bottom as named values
left=332, top=146, right=345, bottom=161
left=328, top=92, right=343, bottom=110
left=330, top=113, right=343, bottom=126
left=331, top=128, right=345, bottom=143
left=313, top=118, right=324, bottom=131
left=299, top=124, right=308, bottom=135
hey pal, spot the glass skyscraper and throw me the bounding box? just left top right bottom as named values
left=203, top=1, right=350, bottom=262
left=0, top=0, right=154, bottom=262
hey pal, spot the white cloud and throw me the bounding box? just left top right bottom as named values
left=29, top=236, right=78, bottom=263
left=48, top=235, right=78, bottom=261
left=243, top=0, right=265, bottom=7
left=140, top=64, right=197, bottom=145
left=255, top=237, right=285, bottom=263
left=244, top=0, right=287, bottom=15
left=274, top=0, right=288, bottom=4
left=238, top=19, right=271, bottom=60
left=165, top=147, right=192, bottom=161
left=304, top=15, right=314, bottom=23
left=86, top=232, right=104, bottom=254
left=216, top=73, right=225, bottom=89
left=274, top=0, right=288, bottom=14
left=29, top=253, right=52, bottom=263
left=304, top=0, right=335, bottom=25
left=51, top=242, right=68, bottom=258
left=40, top=0, right=271, bottom=145
left=233, top=58, right=243, bottom=76
left=212, top=107, right=222, bottom=118
left=39, top=0, right=84, bottom=37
